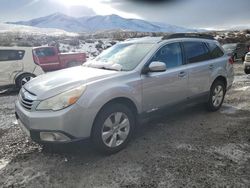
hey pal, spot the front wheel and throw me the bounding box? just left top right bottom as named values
left=207, top=80, right=226, bottom=112
left=15, top=73, right=35, bottom=89
left=91, top=103, right=135, bottom=154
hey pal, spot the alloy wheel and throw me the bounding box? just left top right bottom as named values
left=212, top=85, right=224, bottom=107
left=21, top=76, right=33, bottom=86
left=101, top=112, right=130, bottom=148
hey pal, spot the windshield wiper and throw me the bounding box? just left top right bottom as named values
left=99, top=66, right=121, bottom=71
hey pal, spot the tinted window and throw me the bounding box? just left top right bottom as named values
left=207, top=42, right=224, bottom=59
left=0, top=50, right=25, bottom=61
left=34, top=48, right=55, bottom=57
left=151, top=43, right=183, bottom=69
left=183, top=42, right=210, bottom=63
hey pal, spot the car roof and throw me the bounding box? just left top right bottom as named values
left=123, top=33, right=216, bottom=45
left=124, top=37, right=162, bottom=44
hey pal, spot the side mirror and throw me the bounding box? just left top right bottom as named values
left=148, top=61, right=167, bottom=72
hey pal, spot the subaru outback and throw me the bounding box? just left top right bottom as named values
left=15, top=33, right=234, bottom=154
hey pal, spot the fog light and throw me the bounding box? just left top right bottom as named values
left=40, top=132, right=70, bottom=142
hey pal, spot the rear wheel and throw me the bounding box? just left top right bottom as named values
left=207, top=80, right=226, bottom=111
left=92, top=103, right=135, bottom=154
left=67, top=62, right=81, bottom=67
left=233, top=54, right=237, bottom=62
left=15, top=73, right=35, bottom=89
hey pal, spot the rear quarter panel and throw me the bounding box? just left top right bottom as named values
left=210, top=55, right=234, bottom=89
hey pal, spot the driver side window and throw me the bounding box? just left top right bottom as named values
left=151, top=43, right=183, bottom=69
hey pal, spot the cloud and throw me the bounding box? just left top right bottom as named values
left=102, top=0, right=250, bottom=28
left=0, top=0, right=249, bottom=29
left=0, top=0, right=96, bottom=21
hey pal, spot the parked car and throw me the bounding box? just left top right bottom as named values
left=0, top=46, right=44, bottom=89
left=33, top=46, right=86, bottom=72
left=15, top=34, right=234, bottom=154
left=222, top=43, right=248, bottom=62
left=243, top=52, right=250, bottom=74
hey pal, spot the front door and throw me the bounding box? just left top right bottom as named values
left=0, top=50, right=23, bottom=86
left=33, top=47, right=59, bottom=71
left=141, top=42, right=188, bottom=113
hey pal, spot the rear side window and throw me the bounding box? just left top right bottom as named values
left=34, top=48, right=55, bottom=57
left=207, top=42, right=224, bottom=59
left=0, top=50, right=25, bottom=61
left=151, top=42, right=183, bottom=69
left=183, top=42, right=210, bottom=63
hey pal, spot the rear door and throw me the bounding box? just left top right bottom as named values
left=33, top=47, right=59, bottom=71
left=142, top=42, right=189, bottom=112
left=0, top=50, right=24, bottom=86
left=182, top=41, right=212, bottom=98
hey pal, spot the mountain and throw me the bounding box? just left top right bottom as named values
left=0, top=23, right=78, bottom=36
left=8, top=13, right=199, bottom=33
left=9, top=13, right=86, bottom=32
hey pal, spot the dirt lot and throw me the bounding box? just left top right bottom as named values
left=0, top=63, right=250, bottom=188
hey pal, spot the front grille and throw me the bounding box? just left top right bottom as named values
left=19, top=89, right=36, bottom=110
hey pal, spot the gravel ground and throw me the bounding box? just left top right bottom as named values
left=0, top=63, right=250, bottom=188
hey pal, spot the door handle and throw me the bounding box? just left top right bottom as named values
left=209, top=64, right=214, bottom=70
left=178, top=71, right=186, bottom=78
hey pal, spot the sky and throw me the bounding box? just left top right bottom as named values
left=0, top=0, right=249, bottom=29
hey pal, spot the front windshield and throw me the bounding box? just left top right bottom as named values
left=85, top=43, right=155, bottom=71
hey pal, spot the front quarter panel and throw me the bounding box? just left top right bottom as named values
left=77, top=72, right=142, bottom=117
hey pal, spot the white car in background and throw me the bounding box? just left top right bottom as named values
left=244, top=52, right=250, bottom=74
left=0, top=46, right=44, bottom=88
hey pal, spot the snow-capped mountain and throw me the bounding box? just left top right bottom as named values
left=8, top=13, right=86, bottom=33
left=8, top=13, right=198, bottom=33
left=0, top=22, right=77, bottom=36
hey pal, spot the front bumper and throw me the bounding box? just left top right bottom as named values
left=15, top=100, right=96, bottom=143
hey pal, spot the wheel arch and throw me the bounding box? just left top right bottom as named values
left=14, top=72, right=36, bottom=87
left=211, top=75, right=227, bottom=89
left=90, top=97, right=138, bottom=137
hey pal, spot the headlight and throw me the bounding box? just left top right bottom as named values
left=36, top=85, right=86, bottom=111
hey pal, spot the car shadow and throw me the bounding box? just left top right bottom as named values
left=0, top=86, right=19, bottom=96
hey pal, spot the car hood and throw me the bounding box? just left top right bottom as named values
left=24, top=66, right=119, bottom=100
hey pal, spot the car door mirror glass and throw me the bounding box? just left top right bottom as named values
left=148, top=61, right=167, bottom=72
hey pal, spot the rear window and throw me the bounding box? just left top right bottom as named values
left=207, top=42, right=224, bottom=59
left=0, top=50, right=25, bottom=61
left=34, top=47, right=55, bottom=57
left=183, top=42, right=210, bottom=63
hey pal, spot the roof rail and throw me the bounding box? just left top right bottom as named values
left=162, top=33, right=215, bottom=40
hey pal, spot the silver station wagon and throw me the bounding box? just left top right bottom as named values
left=15, top=33, right=234, bottom=154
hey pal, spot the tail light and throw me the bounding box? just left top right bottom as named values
left=32, top=51, right=40, bottom=65
left=228, top=57, right=234, bottom=65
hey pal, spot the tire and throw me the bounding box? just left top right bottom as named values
left=244, top=68, right=250, bottom=74
left=207, top=80, right=226, bottom=112
left=233, top=54, right=237, bottom=62
left=67, top=62, right=80, bottom=67
left=15, top=73, right=35, bottom=89
left=91, top=103, right=135, bottom=154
